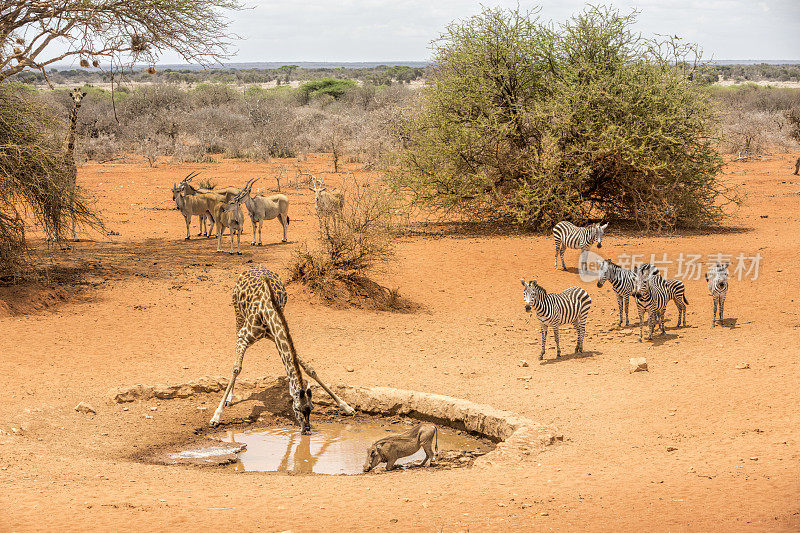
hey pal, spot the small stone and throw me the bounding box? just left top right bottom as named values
left=540, top=512, right=549, bottom=516
left=144, top=415, right=153, bottom=419
left=497, top=502, right=506, bottom=507
left=149, top=406, right=158, bottom=411
left=346, top=367, right=355, bottom=373
left=667, top=446, right=678, bottom=452
left=749, top=456, right=759, bottom=461
left=74, top=402, right=96, bottom=415
left=629, top=357, right=648, bottom=373
left=735, top=363, right=750, bottom=370
left=196, top=406, right=207, bottom=411
left=517, top=375, right=532, bottom=380
left=520, top=360, right=529, bottom=367
left=459, top=456, right=470, bottom=463
left=122, top=407, right=129, bottom=411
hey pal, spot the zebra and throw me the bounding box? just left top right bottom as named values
left=596, top=259, right=635, bottom=327
left=705, top=262, right=729, bottom=327
left=520, top=279, right=592, bottom=360
left=632, top=263, right=671, bottom=342
left=553, top=221, right=608, bottom=270
left=664, top=277, right=689, bottom=327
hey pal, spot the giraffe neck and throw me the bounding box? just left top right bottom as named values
left=65, top=101, right=81, bottom=166
left=262, top=281, right=305, bottom=391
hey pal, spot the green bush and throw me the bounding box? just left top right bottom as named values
left=390, top=6, right=736, bottom=230
left=298, top=77, right=357, bottom=102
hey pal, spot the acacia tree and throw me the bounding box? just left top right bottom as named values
left=0, top=0, right=240, bottom=276
left=392, top=6, right=736, bottom=229
left=1, top=1, right=241, bottom=83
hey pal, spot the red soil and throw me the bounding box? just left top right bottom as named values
left=1, top=153, right=799, bottom=531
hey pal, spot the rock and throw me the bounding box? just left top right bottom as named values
left=540, top=512, right=549, bottom=516
left=517, top=375, right=532, bottom=380
left=520, top=360, right=529, bottom=367
left=667, top=446, right=678, bottom=452
left=749, top=456, right=759, bottom=461
left=74, top=402, right=96, bottom=415
left=629, top=358, right=648, bottom=373
left=735, top=363, right=750, bottom=370
left=346, top=367, right=355, bottom=373
left=153, top=384, right=178, bottom=400
left=149, top=406, right=158, bottom=411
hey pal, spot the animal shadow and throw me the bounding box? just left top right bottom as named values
left=720, top=317, right=739, bottom=329
left=649, top=332, right=680, bottom=347
left=561, top=266, right=580, bottom=275
left=540, top=350, right=601, bottom=365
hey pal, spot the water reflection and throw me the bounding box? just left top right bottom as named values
left=219, top=421, right=490, bottom=475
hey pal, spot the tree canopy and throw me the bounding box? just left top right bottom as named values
left=391, top=6, right=736, bottom=229
left=0, top=0, right=241, bottom=83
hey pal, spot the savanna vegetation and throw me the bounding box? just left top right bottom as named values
left=390, top=6, right=740, bottom=230
left=2, top=2, right=799, bottom=278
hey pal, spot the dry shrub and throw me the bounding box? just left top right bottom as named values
left=0, top=84, right=102, bottom=276
left=288, top=177, right=399, bottom=307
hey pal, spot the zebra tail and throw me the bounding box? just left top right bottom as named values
left=683, top=294, right=689, bottom=305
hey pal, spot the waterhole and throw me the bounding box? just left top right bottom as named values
left=198, top=421, right=493, bottom=474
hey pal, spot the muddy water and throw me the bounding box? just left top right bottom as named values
left=215, top=421, right=492, bottom=474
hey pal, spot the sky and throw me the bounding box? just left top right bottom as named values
left=49, top=1, right=800, bottom=66
left=216, top=0, right=800, bottom=63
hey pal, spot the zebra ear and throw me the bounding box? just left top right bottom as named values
left=600, top=222, right=608, bottom=230
left=520, top=278, right=527, bottom=287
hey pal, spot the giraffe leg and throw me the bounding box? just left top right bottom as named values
left=296, top=357, right=355, bottom=415
left=210, top=327, right=253, bottom=426
left=540, top=324, right=547, bottom=360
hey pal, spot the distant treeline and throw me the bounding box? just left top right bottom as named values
left=704, top=63, right=800, bottom=83
left=11, top=64, right=427, bottom=86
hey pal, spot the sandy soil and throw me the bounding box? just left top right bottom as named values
left=1, top=153, right=799, bottom=532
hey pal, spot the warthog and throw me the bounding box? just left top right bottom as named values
left=363, top=423, right=438, bottom=472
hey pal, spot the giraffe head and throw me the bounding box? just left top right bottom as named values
left=71, top=88, right=86, bottom=106
left=520, top=278, right=544, bottom=313
left=292, top=386, right=313, bottom=434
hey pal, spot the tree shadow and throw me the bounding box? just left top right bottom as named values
left=539, top=350, right=601, bottom=364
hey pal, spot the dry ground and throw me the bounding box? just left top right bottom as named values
left=1, top=153, right=799, bottom=532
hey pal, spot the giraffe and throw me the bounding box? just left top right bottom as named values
left=209, top=266, right=355, bottom=430
left=47, top=88, right=86, bottom=242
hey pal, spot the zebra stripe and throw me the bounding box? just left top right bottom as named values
left=706, top=262, right=729, bottom=327
left=664, top=278, right=689, bottom=327
left=632, top=264, right=671, bottom=341
left=553, top=221, right=607, bottom=270
left=597, top=259, right=635, bottom=327
left=521, top=279, right=592, bottom=360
